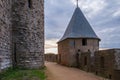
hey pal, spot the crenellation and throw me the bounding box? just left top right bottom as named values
left=57, top=3, right=120, bottom=80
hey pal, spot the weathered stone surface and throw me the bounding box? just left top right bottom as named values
left=58, top=38, right=99, bottom=67
left=0, top=0, right=44, bottom=71
left=45, top=54, right=58, bottom=62
left=0, top=0, right=12, bottom=71
left=94, top=49, right=120, bottom=80
left=114, top=49, right=120, bottom=70
left=11, top=0, right=44, bottom=69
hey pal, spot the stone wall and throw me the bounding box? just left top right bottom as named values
left=58, top=38, right=99, bottom=67
left=94, top=49, right=115, bottom=79
left=11, top=0, right=44, bottom=69
left=69, top=38, right=99, bottom=53
left=58, top=42, right=120, bottom=80
left=94, top=49, right=120, bottom=80
left=58, top=39, right=70, bottom=66
left=114, top=50, right=120, bottom=70
left=79, top=52, right=91, bottom=72
left=113, top=70, right=120, bottom=80
left=0, top=0, right=12, bottom=71
left=74, top=49, right=120, bottom=80
left=45, top=54, right=58, bottom=62
left=0, top=0, right=44, bottom=71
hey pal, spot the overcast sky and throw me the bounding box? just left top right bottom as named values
left=45, top=0, right=120, bottom=54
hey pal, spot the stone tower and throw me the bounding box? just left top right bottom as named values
left=58, top=6, right=100, bottom=66
left=0, top=0, right=44, bottom=70
left=0, top=0, right=13, bottom=71
left=12, top=0, right=44, bottom=69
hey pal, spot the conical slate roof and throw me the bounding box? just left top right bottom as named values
left=58, top=7, right=100, bottom=42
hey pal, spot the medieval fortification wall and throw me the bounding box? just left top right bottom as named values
left=0, top=0, right=12, bottom=71
left=0, top=0, right=44, bottom=71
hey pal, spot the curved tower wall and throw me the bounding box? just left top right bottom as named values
left=58, top=38, right=99, bottom=66
left=12, top=0, right=44, bottom=69
left=0, top=0, right=12, bottom=71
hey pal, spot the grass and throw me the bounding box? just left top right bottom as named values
left=0, top=67, right=46, bottom=80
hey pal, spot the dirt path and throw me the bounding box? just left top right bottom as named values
left=45, top=62, right=105, bottom=80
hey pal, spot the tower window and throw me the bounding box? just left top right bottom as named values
left=82, top=39, right=87, bottom=46
left=100, top=56, right=105, bottom=68
left=109, top=74, right=112, bottom=79
left=84, top=56, right=87, bottom=66
left=28, top=0, right=32, bottom=8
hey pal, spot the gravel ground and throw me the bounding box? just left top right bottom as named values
left=45, top=62, right=106, bottom=80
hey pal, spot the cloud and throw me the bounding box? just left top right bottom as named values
left=45, top=0, right=120, bottom=53
left=45, top=39, right=58, bottom=54
left=113, top=10, right=120, bottom=17
left=71, top=0, right=107, bottom=18
left=45, top=39, right=58, bottom=49
left=98, top=26, right=120, bottom=48
left=45, top=48, right=58, bottom=54
left=45, top=0, right=75, bottom=40
left=98, top=28, right=116, bottom=34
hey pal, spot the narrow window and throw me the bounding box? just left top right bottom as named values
left=14, top=43, right=17, bottom=64
left=97, top=40, right=99, bottom=46
left=84, top=56, right=87, bottom=66
left=96, top=71, right=98, bottom=75
left=59, top=54, right=61, bottom=63
left=100, top=56, right=105, bottom=68
left=109, top=74, right=112, bottom=79
left=28, top=0, right=32, bottom=8
left=82, top=39, right=87, bottom=46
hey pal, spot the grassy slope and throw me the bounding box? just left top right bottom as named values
left=0, top=68, right=46, bottom=80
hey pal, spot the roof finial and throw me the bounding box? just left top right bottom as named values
left=76, top=0, right=79, bottom=7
